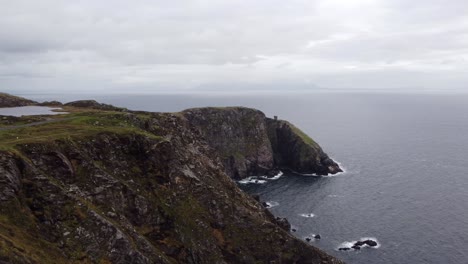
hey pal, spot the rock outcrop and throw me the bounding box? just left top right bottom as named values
left=0, top=102, right=344, bottom=264
left=266, top=119, right=342, bottom=176
left=184, top=107, right=275, bottom=179
left=64, top=100, right=125, bottom=111
left=184, top=107, right=341, bottom=179
left=0, top=93, right=37, bottom=107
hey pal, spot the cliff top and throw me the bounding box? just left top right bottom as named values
left=0, top=93, right=343, bottom=263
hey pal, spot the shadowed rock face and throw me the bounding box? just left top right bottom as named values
left=0, top=93, right=37, bottom=107
left=0, top=109, right=344, bottom=264
left=183, top=107, right=275, bottom=179
left=184, top=107, right=342, bottom=179
left=266, top=118, right=343, bottom=175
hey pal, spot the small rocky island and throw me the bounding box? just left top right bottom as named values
left=0, top=93, right=343, bottom=263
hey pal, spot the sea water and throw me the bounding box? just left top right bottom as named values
left=26, top=92, right=468, bottom=264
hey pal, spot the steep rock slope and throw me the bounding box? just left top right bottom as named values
left=0, top=109, right=343, bottom=264
left=184, top=107, right=274, bottom=179
left=183, top=107, right=341, bottom=179
left=266, top=119, right=342, bottom=175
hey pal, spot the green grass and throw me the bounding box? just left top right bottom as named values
left=0, top=111, right=159, bottom=150
left=287, top=122, right=318, bottom=147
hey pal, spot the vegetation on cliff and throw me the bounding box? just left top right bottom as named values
left=0, top=94, right=343, bottom=263
left=184, top=107, right=342, bottom=179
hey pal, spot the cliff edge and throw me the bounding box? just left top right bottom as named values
left=184, top=107, right=341, bottom=179
left=0, top=95, right=343, bottom=263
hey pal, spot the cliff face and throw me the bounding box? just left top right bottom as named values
left=266, top=119, right=342, bottom=175
left=183, top=107, right=274, bottom=179
left=0, top=106, right=343, bottom=264
left=184, top=107, right=341, bottom=179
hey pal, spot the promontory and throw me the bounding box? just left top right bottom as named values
left=0, top=93, right=343, bottom=264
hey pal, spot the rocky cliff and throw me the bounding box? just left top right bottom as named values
left=0, top=96, right=343, bottom=264
left=0, top=93, right=37, bottom=107
left=184, top=107, right=341, bottom=179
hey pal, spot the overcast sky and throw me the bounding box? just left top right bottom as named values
left=1, top=0, right=468, bottom=94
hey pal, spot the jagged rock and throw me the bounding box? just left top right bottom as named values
left=351, top=245, right=361, bottom=250
left=251, top=194, right=260, bottom=202
left=363, top=239, right=378, bottom=247
left=275, top=217, right=291, bottom=231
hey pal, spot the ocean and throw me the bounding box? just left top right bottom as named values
left=25, top=92, right=468, bottom=264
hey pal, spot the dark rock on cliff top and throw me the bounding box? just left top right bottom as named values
left=64, top=100, right=126, bottom=111
left=0, top=105, right=344, bottom=264
left=37, top=100, right=63, bottom=106
left=183, top=107, right=342, bottom=179
left=0, top=93, right=37, bottom=107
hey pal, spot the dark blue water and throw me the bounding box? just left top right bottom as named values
left=26, top=93, right=468, bottom=264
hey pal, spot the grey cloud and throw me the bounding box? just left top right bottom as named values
left=0, top=0, right=467, bottom=93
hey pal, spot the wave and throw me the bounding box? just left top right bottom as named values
left=238, top=177, right=267, bottom=184
left=264, top=201, right=279, bottom=208
left=237, top=171, right=284, bottom=184
left=299, top=213, right=315, bottom=218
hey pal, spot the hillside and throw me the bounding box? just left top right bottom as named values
left=0, top=95, right=343, bottom=263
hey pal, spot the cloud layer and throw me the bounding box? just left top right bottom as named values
left=1, top=0, right=468, bottom=93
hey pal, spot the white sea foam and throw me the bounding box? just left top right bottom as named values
left=264, top=201, right=279, bottom=208
left=268, top=171, right=284, bottom=180
left=299, top=213, right=315, bottom=218
left=238, top=177, right=267, bottom=184
left=237, top=171, right=283, bottom=184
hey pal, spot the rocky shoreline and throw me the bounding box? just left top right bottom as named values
left=0, top=93, right=344, bottom=263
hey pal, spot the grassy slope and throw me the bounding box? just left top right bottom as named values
left=0, top=107, right=158, bottom=151
left=0, top=108, right=159, bottom=263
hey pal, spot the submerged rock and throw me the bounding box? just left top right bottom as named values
left=339, top=239, right=379, bottom=252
